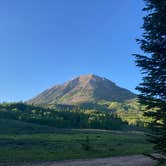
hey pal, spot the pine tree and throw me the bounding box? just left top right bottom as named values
left=134, top=0, right=166, bottom=154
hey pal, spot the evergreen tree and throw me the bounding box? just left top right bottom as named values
left=134, top=0, right=166, bottom=154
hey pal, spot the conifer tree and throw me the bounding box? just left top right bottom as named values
left=134, top=0, right=166, bottom=154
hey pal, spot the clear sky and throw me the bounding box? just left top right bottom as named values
left=0, top=0, right=145, bottom=102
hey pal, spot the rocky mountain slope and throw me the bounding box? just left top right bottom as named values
left=28, top=74, right=136, bottom=105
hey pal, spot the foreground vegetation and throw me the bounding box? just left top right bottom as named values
left=0, top=130, right=153, bottom=161
left=156, top=162, right=166, bottom=166
left=0, top=100, right=150, bottom=131
left=134, top=0, right=166, bottom=158
left=0, top=102, right=154, bottom=162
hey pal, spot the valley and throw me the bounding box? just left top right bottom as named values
left=0, top=75, right=155, bottom=164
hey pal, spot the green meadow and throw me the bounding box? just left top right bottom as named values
left=0, top=104, right=154, bottom=162
left=0, top=128, right=153, bottom=161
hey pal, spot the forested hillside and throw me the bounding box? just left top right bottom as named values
left=0, top=102, right=129, bottom=130
left=0, top=100, right=150, bottom=132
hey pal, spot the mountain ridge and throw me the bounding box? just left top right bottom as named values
left=27, top=74, right=136, bottom=105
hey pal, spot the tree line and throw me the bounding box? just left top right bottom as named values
left=0, top=102, right=129, bottom=130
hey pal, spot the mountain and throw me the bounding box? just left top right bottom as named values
left=27, top=74, right=136, bottom=105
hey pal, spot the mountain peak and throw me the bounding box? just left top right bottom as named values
left=76, top=74, right=100, bottom=80
left=28, top=75, right=136, bottom=105
left=78, top=74, right=101, bottom=82
left=74, top=74, right=111, bottom=84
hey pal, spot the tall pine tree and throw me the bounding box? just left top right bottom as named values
left=134, top=0, right=166, bottom=154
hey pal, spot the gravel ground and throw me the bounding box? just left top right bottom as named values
left=0, top=155, right=158, bottom=166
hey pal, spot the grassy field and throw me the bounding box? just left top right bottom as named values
left=0, top=129, right=154, bottom=162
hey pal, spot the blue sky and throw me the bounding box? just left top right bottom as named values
left=0, top=0, right=145, bottom=102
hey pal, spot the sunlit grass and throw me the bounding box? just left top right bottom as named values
left=0, top=131, right=154, bottom=161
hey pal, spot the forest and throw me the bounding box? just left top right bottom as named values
left=0, top=100, right=149, bottom=131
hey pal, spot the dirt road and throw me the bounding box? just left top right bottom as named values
left=0, top=155, right=158, bottom=166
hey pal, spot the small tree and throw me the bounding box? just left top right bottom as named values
left=134, top=0, right=166, bottom=155
left=81, top=136, right=91, bottom=151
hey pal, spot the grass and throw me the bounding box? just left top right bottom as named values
left=155, top=157, right=166, bottom=166
left=156, top=161, right=166, bottom=166
left=0, top=130, right=154, bottom=162
left=0, top=119, right=59, bottom=134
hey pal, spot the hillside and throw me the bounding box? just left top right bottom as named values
left=28, top=74, right=136, bottom=105
left=0, top=102, right=129, bottom=130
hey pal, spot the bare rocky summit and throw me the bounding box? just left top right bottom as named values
left=28, top=74, right=136, bottom=105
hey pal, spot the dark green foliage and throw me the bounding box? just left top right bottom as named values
left=156, top=160, right=166, bottom=166
left=0, top=119, right=60, bottom=134
left=43, top=99, right=151, bottom=127
left=0, top=99, right=152, bottom=132
left=0, top=102, right=129, bottom=131
left=81, top=136, right=91, bottom=151
left=134, top=0, right=166, bottom=154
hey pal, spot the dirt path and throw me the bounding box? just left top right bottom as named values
left=0, top=155, right=158, bottom=166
